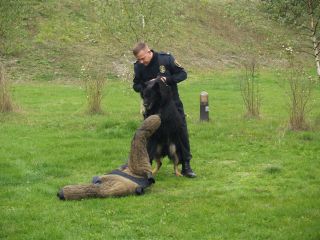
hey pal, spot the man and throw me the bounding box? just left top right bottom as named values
left=132, top=42, right=196, bottom=178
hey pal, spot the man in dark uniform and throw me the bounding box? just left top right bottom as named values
left=132, top=42, right=196, bottom=178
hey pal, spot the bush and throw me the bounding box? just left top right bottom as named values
left=0, top=62, right=14, bottom=112
left=281, top=47, right=316, bottom=130
left=81, top=62, right=106, bottom=114
left=240, top=57, right=261, bottom=118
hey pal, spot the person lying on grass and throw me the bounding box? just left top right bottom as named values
left=57, top=115, right=161, bottom=200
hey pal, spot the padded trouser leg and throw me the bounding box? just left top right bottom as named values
left=59, top=175, right=139, bottom=200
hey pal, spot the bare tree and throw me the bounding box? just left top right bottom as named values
left=0, top=61, right=13, bottom=112
left=281, top=47, right=315, bottom=130
left=305, top=0, right=320, bottom=77
left=0, top=1, right=26, bottom=113
left=261, top=0, right=320, bottom=77
left=240, top=57, right=261, bottom=118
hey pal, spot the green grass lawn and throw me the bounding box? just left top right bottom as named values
left=1, top=72, right=320, bottom=239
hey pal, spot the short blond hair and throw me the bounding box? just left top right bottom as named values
left=132, top=42, right=149, bottom=56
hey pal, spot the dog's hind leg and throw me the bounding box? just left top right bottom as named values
left=152, top=145, right=163, bottom=175
left=169, top=144, right=182, bottom=177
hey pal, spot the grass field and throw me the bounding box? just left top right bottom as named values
left=1, top=71, right=320, bottom=239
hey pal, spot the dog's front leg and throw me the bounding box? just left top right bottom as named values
left=152, top=145, right=163, bottom=175
left=152, top=157, right=162, bottom=175
left=173, top=156, right=182, bottom=177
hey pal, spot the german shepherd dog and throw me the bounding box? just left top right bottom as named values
left=142, top=78, right=184, bottom=176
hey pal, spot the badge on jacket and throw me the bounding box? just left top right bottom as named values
left=159, top=65, right=166, bottom=73
left=174, top=60, right=182, bottom=68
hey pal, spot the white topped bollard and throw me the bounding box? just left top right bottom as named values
left=200, top=91, right=209, bottom=121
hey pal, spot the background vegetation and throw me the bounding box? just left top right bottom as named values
left=0, top=0, right=314, bottom=81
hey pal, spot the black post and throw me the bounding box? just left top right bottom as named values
left=200, top=91, right=209, bottom=121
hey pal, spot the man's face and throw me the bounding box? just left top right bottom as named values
left=136, top=49, right=153, bottom=66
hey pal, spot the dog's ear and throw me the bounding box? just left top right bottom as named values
left=146, top=80, right=159, bottom=97
left=154, top=80, right=170, bottom=105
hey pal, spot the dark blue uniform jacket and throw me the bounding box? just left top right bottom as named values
left=133, top=50, right=187, bottom=103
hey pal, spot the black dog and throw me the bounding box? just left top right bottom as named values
left=142, top=78, right=185, bottom=176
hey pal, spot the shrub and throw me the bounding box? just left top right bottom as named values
left=239, top=57, right=261, bottom=118
left=80, top=62, right=106, bottom=114
left=0, top=62, right=13, bottom=112
left=281, top=46, right=316, bottom=130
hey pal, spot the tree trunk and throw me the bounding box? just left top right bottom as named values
left=308, top=0, right=320, bottom=77
left=313, top=36, right=320, bottom=76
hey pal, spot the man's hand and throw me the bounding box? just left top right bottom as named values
left=148, top=77, right=166, bottom=83
left=147, top=77, right=168, bottom=87
left=160, top=76, right=167, bottom=83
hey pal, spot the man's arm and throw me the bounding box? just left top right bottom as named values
left=165, top=55, right=187, bottom=85
left=133, top=63, right=144, bottom=93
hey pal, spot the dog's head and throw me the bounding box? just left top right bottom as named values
left=142, top=78, right=171, bottom=112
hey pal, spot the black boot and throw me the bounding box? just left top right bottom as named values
left=135, top=187, right=145, bottom=195
left=57, top=189, right=65, bottom=200
left=181, top=161, right=196, bottom=178
left=92, top=176, right=101, bottom=184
